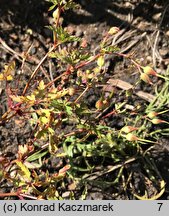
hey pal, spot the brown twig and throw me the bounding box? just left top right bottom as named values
left=0, top=37, right=52, bottom=83
left=49, top=59, right=55, bottom=87
left=0, top=192, right=19, bottom=197
left=83, top=157, right=137, bottom=180
left=74, top=85, right=89, bottom=103
left=0, top=37, right=22, bottom=60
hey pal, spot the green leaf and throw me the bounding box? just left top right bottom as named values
left=67, top=145, right=74, bottom=157
left=65, top=105, right=73, bottom=115
left=26, top=150, right=48, bottom=162
left=48, top=4, right=56, bottom=11
left=97, top=56, right=104, bottom=67
left=48, top=127, right=55, bottom=134
left=15, top=160, right=31, bottom=181
left=40, top=116, right=49, bottom=124
left=35, top=129, right=48, bottom=139
left=101, top=45, right=120, bottom=53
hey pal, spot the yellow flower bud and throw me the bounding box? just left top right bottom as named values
left=53, top=8, right=59, bottom=20
left=108, top=27, right=120, bottom=35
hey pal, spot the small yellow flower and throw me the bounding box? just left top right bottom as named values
left=108, top=27, right=120, bottom=35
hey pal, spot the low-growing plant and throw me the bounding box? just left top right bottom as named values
left=0, top=0, right=169, bottom=200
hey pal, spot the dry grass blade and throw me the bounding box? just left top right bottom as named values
left=106, top=79, right=156, bottom=103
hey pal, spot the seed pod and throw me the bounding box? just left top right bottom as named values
left=140, top=72, right=152, bottom=85
left=143, top=66, right=157, bottom=76
left=103, top=99, right=109, bottom=107
left=95, top=99, right=104, bottom=110
left=125, top=133, right=139, bottom=141
left=147, top=111, right=158, bottom=119
left=151, top=118, right=165, bottom=124
left=121, top=126, right=138, bottom=133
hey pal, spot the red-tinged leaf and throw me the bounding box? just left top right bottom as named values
left=59, top=165, right=71, bottom=174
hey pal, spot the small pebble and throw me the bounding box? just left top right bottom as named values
left=43, top=28, right=52, bottom=37
left=146, top=56, right=152, bottom=63
left=75, top=27, right=83, bottom=37
left=159, top=49, right=168, bottom=57
left=30, top=47, right=37, bottom=55
left=166, top=31, right=169, bottom=37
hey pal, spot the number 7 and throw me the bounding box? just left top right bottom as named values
left=157, top=203, right=163, bottom=211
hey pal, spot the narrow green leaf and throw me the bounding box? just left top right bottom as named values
left=48, top=4, right=56, bottom=11
left=15, top=160, right=31, bottom=181
left=26, top=150, right=48, bottom=162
